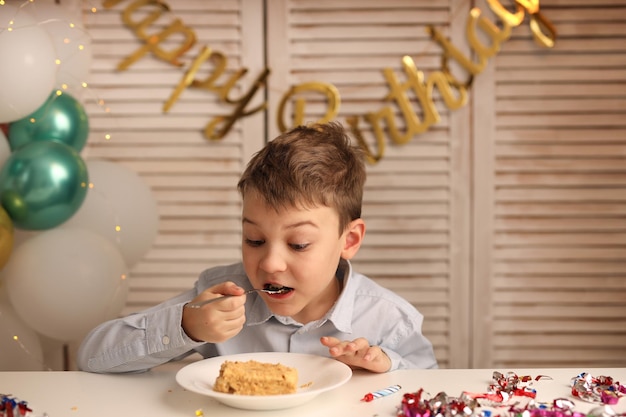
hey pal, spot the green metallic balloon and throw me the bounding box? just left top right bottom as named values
left=0, top=141, right=88, bottom=230
left=8, top=91, right=89, bottom=152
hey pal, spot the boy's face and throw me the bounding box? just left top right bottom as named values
left=241, top=189, right=357, bottom=324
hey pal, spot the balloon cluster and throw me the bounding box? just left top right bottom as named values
left=0, top=2, right=92, bottom=123
left=0, top=1, right=159, bottom=370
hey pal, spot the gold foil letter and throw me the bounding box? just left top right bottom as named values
left=486, top=0, right=556, bottom=48
left=118, top=16, right=196, bottom=70
left=428, top=26, right=485, bottom=75
left=466, top=7, right=512, bottom=59
left=121, top=0, right=169, bottom=40
left=163, top=46, right=213, bottom=112
left=374, top=55, right=443, bottom=145
left=529, top=12, right=557, bottom=48
left=346, top=115, right=385, bottom=165
left=191, top=51, right=247, bottom=100
left=486, top=0, right=526, bottom=26
left=203, top=68, right=271, bottom=140
left=276, top=82, right=340, bottom=132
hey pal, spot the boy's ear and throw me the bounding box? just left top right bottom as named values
left=341, top=218, right=365, bottom=260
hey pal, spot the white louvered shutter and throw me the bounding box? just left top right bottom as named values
left=472, top=0, right=626, bottom=368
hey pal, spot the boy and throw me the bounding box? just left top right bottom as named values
left=77, top=122, right=437, bottom=373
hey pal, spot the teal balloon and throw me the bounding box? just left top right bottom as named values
left=8, top=91, right=89, bottom=152
left=0, top=141, right=88, bottom=230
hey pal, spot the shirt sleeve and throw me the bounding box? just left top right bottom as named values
left=337, top=269, right=439, bottom=372
left=382, top=312, right=438, bottom=371
left=76, top=290, right=205, bottom=373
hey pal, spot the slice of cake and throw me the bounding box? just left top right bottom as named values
left=213, top=359, right=298, bottom=395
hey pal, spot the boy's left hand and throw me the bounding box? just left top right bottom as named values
left=320, top=336, right=391, bottom=373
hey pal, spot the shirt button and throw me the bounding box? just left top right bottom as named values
left=162, top=335, right=170, bottom=345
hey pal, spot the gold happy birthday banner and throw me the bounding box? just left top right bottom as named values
left=103, top=0, right=556, bottom=164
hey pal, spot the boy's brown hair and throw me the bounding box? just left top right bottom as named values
left=237, top=122, right=366, bottom=234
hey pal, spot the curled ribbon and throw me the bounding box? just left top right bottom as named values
left=571, top=373, right=626, bottom=405
left=464, top=371, right=552, bottom=403
left=509, top=397, right=625, bottom=417
left=0, top=394, right=32, bottom=417
left=398, top=371, right=626, bottom=417
left=399, top=388, right=480, bottom=417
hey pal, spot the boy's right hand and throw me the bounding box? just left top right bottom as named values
left=181, top=281, right=247, bottom=343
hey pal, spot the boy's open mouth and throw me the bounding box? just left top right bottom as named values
left=264, top=283, right=294, bottom=294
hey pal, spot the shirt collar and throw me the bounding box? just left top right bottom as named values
left=326, top=259, right=354, bottom=332
left=245, top=259, right=355, bottom=333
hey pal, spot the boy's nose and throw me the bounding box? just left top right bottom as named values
left=258, top=246, right=287, bottom=273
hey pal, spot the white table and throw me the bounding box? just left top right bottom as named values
left=1, top=367, right=625, bottom=416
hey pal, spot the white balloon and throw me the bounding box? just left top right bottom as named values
left=26, top=2, right=92, bottom=95
left=0, top=5, right=57, bottom=123
left=0, top=279, right=45, bottom=370
left=62, top=160, right=159, bottom=268
left=0, top=303, right=46, bottom=371
left=5, top=229, right=129, bottom=342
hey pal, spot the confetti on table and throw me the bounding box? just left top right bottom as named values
left=464, top=371, right=552, bottom=403
left=398, top=388, right=479, bottom=417
left=571, top=373, right=626, bottom=405
left=397, top=370, right=626, bottom=417
left=1, top=394, right=32, bottom=417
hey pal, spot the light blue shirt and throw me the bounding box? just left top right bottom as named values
left=77, top=260, right=438, bottom=373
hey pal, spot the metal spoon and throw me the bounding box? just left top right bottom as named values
left=184, top=287, right=290, bottom=309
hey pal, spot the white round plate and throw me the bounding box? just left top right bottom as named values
left=175, top=352, right=352, bottom=410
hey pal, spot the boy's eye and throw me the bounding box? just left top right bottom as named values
left=245, top=238, right=264, bottom=247
left=289, top=243, right=309, bottom=251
